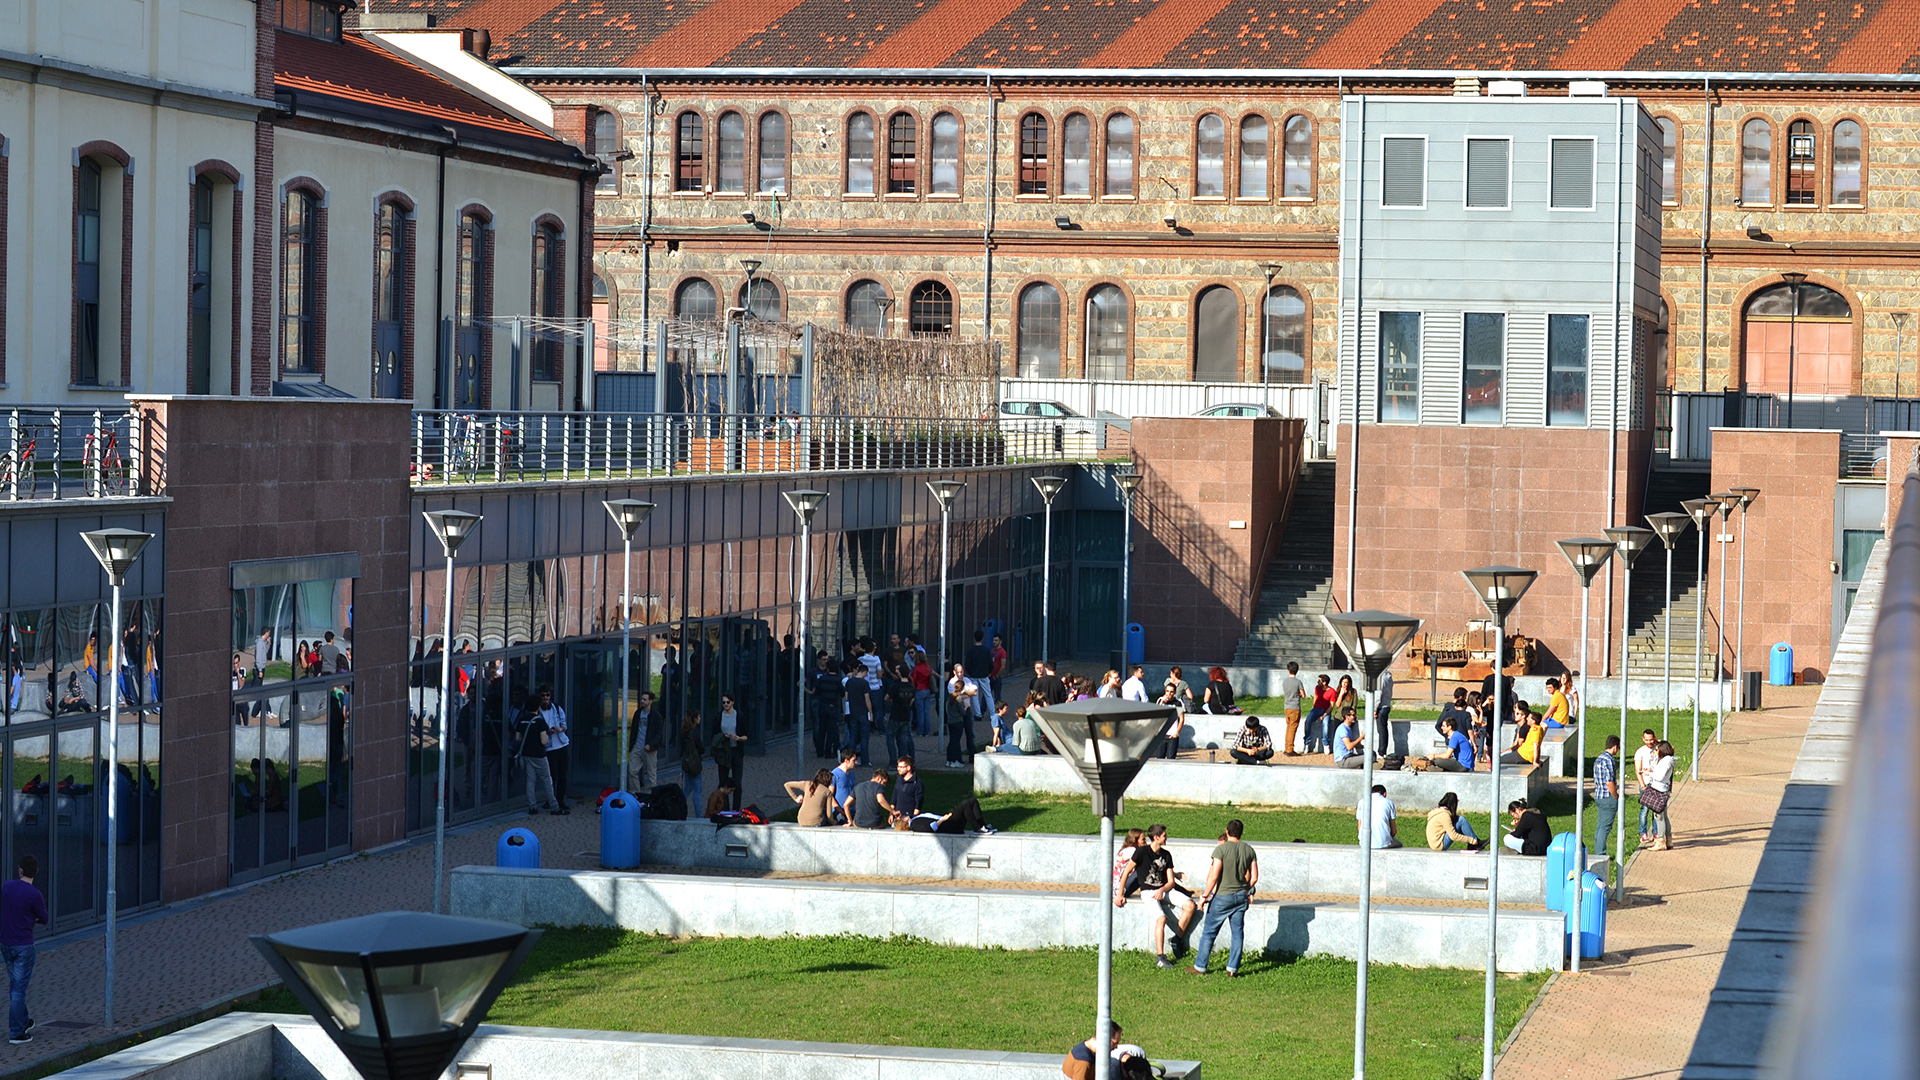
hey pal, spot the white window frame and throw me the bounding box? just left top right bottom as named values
left=1376, top=309, right=1422, bottom=423
left=1549, top=136, right=1599, bottom=212
left=1460, top=310, right=1507, bottom=425
left=1462, top=135, right=1512, bottom=211
left=1378, top=134, right=1427, bottom=210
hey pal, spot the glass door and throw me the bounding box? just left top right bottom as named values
left=563, top=644, right=621, bottom=794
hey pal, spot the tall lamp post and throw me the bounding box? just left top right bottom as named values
left=1780, top=272, right=1806, bottom=427
left=603, top=500, right=655, bottom=792
left=1319, top=610, right=1423, bottom=1080
left=253, top=911, right=541, bottom=1080
left=1603, top=526, right=1654, bottom=901
left=875, top=295, right=894, bottom=337
left=1461, top=566, right=1536, bottom=1080
left=784, top=490, right=828, bottom=777
left=929, top=480, right=967, bottom=754
left=1027, top=699, right=1175, bottom=1080
left=1729, top=487, right=1759, bottom=712
left=1116, top=471, right=1142, bottom=660
left=1680, top=498, right=1718, bottom=779
left=1556, top=538, right=1615, bottom=975
left=1894, top=312, right=1908, bottom=399
left=1645, top=512, right=1694, bottom=742
left=423, top=510, right=482, bottom=915
left=1259, top=262, right=1283, bottom=383
left=79, top=527, right=152, bottom=1029
left=1710, top=492, right=1740, bottom=741
left=1032, top=475, right=1066, bottom=663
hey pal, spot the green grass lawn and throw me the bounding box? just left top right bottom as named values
left=255, top=931, right=1542, bottom=1080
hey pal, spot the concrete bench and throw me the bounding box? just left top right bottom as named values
left=453, top=865, right=1567, bottom=974
left=639, top=818, right=1581, bottom=905
left=975, top=752, right=1547, bottom=809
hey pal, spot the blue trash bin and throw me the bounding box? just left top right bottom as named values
left=1126, top=623, right=1146, bottom=666
left=601, top=790, right=642, bottom=869
left=497, top=827, right=541, bottom=868
left=1565, top=870, right=1606, bottom=959
left=1769, top=643, right=1794, bottom=686
left=1545, top=832, right=1587, bottom=912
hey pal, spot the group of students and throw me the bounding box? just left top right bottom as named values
left=783, top=749, right=998, bottom=834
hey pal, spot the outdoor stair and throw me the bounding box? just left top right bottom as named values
left=1234, top=461, right=1337, bottom=669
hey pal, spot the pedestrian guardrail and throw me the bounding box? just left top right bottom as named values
left=0, top=406, right=148, bottom=501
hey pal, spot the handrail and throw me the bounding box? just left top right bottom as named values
left=1767, top=446, right=1920, bottom=1076
left=0, top=405, right=148, bottom=501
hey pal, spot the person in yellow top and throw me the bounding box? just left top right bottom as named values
left=1544, top=678, right=1572, bottom=728
left=1499, top=706, right=1545, bottom=765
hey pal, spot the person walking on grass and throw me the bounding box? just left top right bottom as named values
left=1189, top=818, right=1259, bottom=978
left=3, top=855, right=46, bottom=1045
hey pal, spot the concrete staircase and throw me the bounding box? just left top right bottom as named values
left=1234, top=461, right=1337, bottom=669
left=1623, top=467, right=1720, bottom=681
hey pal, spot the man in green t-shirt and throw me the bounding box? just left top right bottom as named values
left=1189, top=818, right=1259, bottom=977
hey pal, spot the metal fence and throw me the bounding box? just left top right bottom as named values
left=1657, top=389, right=1918, bottom=476
left=410, top=410, right=1123, bottom=485
left=1, top=406, right=146, bottom=501
left=999, top=378, right=1333, bottom=456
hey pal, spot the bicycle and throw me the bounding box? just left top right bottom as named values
left=83, top=427, right=131, bottom=495
left=0, top=424, right=50, bottom=496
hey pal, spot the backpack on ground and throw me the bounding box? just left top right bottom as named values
left=1380, top=754, right=1406, bottom=771
left=645, top=783, right=688, bottom=821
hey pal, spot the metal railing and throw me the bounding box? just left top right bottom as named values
left=1000, top=378, right=1333, bottom=457
left=1656, top=389, right=1920, bottom=476
left=410, top=410, right=1120, bottom=485
left=0, top=406, right=146, bottom=501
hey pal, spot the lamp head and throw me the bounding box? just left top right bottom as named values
left=875, top=296, right=894, bottom=313
left=782, top=488, right=828, bottom=525
left=602, top=499, right=656, bottom=541
left=1026, top=699, right=1177, bottom=817
left=1680, top=498, right=1718, bottom=527
left=1115, top=471, right=1142, bottom=498
left=739, top=258, right=762, bottom=277
left=423, top=510, right=482, bottom=560
left=1031, top=474, right=1067, bottom=504
left=1556, top=537, right=1617, bottom=587
left=251, top=911, right=540, bottom=1080
left=1711, top=491, right=1740, bottom=517
left=1460, top=566, right=1537, bottom=623
left=80, top=528, right=153, bottom=585
left=1779, top=271, right=1808, bottom=286
left=927, top=479, right=967, bottom=511
left=1320, top=610, right=1422, bottom=691
left=1731, top=486, right=1759, bottom=510
left=1603, top=525, right=1656, bottom=569
left=1260, top=261, right=1284, bottom=281
left=1646, top=511, right=1693, bottom=548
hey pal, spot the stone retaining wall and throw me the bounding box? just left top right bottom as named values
left=974, top=753, right=1547, bottom=808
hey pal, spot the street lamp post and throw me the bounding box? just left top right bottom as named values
left=1259, top=262, right=1283, bottom=383
left=1461, top=566, right=1536, bottom=1080
left=1710, top=493, right=1740, bottom=741
left=1027, top=700, right=1176, bottom=1080
left=423, top=510, right=482, bottom=915
left=1895, top=312, right=1908, bottom=398
left=1730, top=488, right=1759, bottom=712
left=1116, top=471, right=1142, bottom=661
left=603, top=500, right=656, bottom=792
left=929, top=480, right=967, bottom=760
left=1603, top=526, right=1654, bottom=901
left=1032, top=476, right=1066, bottom=664
left=79, top=527, right=153, bottom=1029
left=1556, top=537, right=1616, bottom=975
left=1646, top=513, right=1694, bottom=743
left=875, top=295, right=894, bottom=337
left=253, top=911, right=541, bottom=1080
left=1780, top=272, right=1807, bottom=427
left=784, top=490, right=827, bottom=777
left=1319, top=611, right=1423, bottom=1080
left=1680, top=498, right=1718, bottom=780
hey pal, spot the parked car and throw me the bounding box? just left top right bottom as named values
left=1000, top=400, right=1097, bottom=432
left=997, top=400, right=1127, bottom=458
left=1197, top=403, right=1282, bottom=418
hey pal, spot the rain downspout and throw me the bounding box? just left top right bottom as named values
left=641, top=74, right=653, bottom=330
left=1605, top=96, right=1625, bottom=675
left=984, top=73, right=996, bottom=348
left=1344, top=92, right=1364, bottom=612
left=1701, top=77, right=1712, bottom=392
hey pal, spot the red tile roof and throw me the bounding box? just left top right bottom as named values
left=366, top=0, right=1920, bottom=72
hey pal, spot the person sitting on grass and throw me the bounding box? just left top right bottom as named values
left=903, top=797, right=998, bottom=834
left=1229, top=716, right=1274, bottom=765
left=1333, top=706, right=1366, bottom=768
left=1503, top=799, right=1552, bottom=855
left=1426, top=791, right=1483, bottom=851
left=1425, top=715, right=1475, bottom=772
left=1128, top=824, right=1196, bottom=968
left=1061, top=1022, right=1125, bottom=1080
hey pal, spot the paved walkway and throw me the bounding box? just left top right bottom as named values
left=1494, top=685, right=1822, bottom=1080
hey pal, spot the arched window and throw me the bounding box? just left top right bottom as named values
left=591, top=272, right=613, bottom=370
left=1085, top=285, right=1129, bottom=380
left=1786, top=119, right=1816, bottom=205
left=1196, top=114, right=1226, bottom=197
left=1743, top=280, right=1853, bottom=395
left=675, top=112, right=704, bottom=192
left=453, top=211, right=490, bottom=408
left=740, top=278, right=781, bottom=322
left=1238, top=115, right=1268, bottom=199
left=931, top=112, right=961, bottom=195
left=909, top=281, right=953, bottom=336
left=715, top=110, right=746, bottom=193
left=1104, top=114, right=1134, bottom=196
left=846, top=280, right=889, bottom=335
left=1832, top=120, right=1863, bottom=206
left=675, top=278, right=718, bottom=322
left=594, top=110, right=620, bottom=194
left=846, top=112, right=876, bottom=195
left=1017, top=283, right=1061, bottom=378
left=1062, top=113, right=1092, bottom=196
left=1282, top=115, right=1312, bottom=198
left=1019, top=113, right=1049, bottom=195
left=1261, top=285, right=1306, bottom=383
left=373, top=201, right=408, bottom=398
left=281, top=186, right=321, bottom=375
left=77, top=158, right=106, bottom=383
left=1192, top=285, right=1238, bottom=380
left=530, top=222, right=564, bottom=381
left=1656, top=118, right=1678, bottom=204
left=758, top=112, right=787, bottom=194
left=189, top=176, right=216, bottom=394
left=887, top=112, right=917, bottom=194
left=1741, top=118, right=1772, bottom=205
